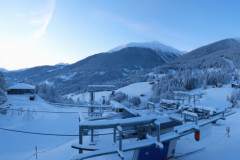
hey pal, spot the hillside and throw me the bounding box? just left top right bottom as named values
left=159, top=38, right=240, bottom=70
left=5, top=42, right=182, bottom=94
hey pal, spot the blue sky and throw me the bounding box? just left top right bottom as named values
left=0, top=0, right=240, bottom=70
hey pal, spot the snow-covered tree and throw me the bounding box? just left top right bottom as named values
left=36, top=83, right=63, bottom=103
left=129, top=96, right=141, bottom=106
left=227, top=90, right=240, bottom=107
left=110, top=92, right=128, bottom=103
left=0, top=72, right=6, bottom=97
left=0, top=72, right=6, bottom=90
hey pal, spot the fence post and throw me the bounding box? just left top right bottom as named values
left=35, top=145, right=37, bottom=159
left=79, top=125, right=83, bottom=154
left=91, top=128, right=94, bottom=143
left=117, top=126, right=123, bottom=151
left=113, top=127, right=117, bottom=143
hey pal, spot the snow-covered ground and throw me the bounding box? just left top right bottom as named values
left=0, top=82, right=239, bottom=160
left=0, top=95, right=81, bottom=160
left=190, top=84, right=233, bottom=109
left=176, top=111, right=240, bottom=160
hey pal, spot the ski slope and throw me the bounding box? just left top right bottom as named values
left=66, top=82, right=152, bottom=104
left=190, top=84, right=233, bottom=109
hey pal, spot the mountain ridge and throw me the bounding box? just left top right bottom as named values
left=107, top=41, right=185, bottom=56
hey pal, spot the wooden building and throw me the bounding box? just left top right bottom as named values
left=7, top=83, right=35, bottom=95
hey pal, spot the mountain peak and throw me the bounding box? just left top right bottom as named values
left=107, top=41, right=185, bottom=55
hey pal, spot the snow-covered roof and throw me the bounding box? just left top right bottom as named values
left=8, top=83, right=35, bottom=90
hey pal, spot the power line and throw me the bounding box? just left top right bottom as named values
left=0, top=127, right=79, bottom=136
left=0, top=127, right=113, bottom=137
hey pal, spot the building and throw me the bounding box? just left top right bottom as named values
left=7, top=83, right=35, bottom=95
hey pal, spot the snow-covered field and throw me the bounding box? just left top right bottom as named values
left=0, top=83, right=239, bottom=160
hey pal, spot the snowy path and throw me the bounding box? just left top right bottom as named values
left=223, top=57, right=235, bottom=70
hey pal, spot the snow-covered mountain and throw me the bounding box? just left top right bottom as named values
left=5, top=43, right=181, bottom=94
left=159, top=38, right=240, bottom=70
left=107, top=41, right=185, bottom=56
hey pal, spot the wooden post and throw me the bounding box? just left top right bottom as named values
left=154, top=121, right=160, bottom=143
left=35, top=145, right=37, bottom=159
left=79, top=126, right=83, bottom=154
left=193, top=95, right=196, bottom=106
left=117, top=126, right=123, bottom=151
left=91, top=129, right=94, bottom=143
left=195, top=117, right=198, bottom=125
left=113, top=127, right=116, bottom=143
left=183, top=114, right=186, bottom=123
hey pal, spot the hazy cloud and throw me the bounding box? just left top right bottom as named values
left=30, top=0, right=56, bottom=39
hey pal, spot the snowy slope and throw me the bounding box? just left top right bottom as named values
left=107, top=41, right=185, bottom=56
left=67, top=82, right=153, bottom=103
left=190, top=84, right=233, bottom=109
left=223, top=57, right=235, bottom=70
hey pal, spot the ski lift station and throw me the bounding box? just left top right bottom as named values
left=7, top=83, right=35, bottom=95
left=70, top=87, right=234, bottom=160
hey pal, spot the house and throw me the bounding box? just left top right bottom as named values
left=7, top=83, right=35, bottom=95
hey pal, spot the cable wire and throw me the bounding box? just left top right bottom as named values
left=0, top=127, right=113, bottom=137
left=0, top=108, right=79, bottom=114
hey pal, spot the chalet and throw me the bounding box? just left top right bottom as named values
left=7, top=83, right=35, bottom=95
